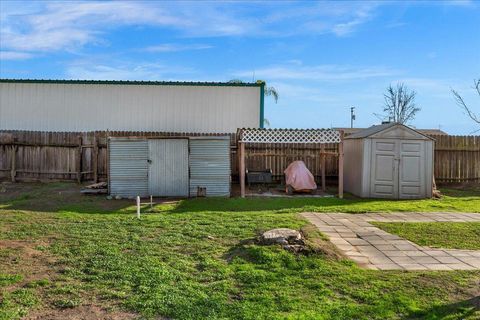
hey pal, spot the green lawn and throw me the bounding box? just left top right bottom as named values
left=0, top=183, right=479, bottom=319
left=373, top=222, right=480, bottom=250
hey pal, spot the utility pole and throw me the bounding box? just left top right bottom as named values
left=350, top=107, right=356, bottom=128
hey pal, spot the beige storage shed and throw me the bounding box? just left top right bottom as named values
left=343, top=123, right=434, bottom=199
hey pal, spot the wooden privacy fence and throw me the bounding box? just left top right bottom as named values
left=0, top=131, right=479, bottom=184
left=0, top=131, right=236, bottom=183
left=430, top=134, right=480, bottom=183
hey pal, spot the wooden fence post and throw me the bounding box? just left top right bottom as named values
left=93, top=133, right=98, bottom=183
left=77, top=136, right=82, bottom=183
left=321, top=143, right=326, bottom=191
left=338, top=132, right=344, bottom=199
left=11, top=145, right=17, bottom=182
left=239, top=142, right=246, bottom=198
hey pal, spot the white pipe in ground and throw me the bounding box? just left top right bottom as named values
left=136, top=196, right=141, bottom=219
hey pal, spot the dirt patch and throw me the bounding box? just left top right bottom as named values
left=0, top=239, right=57, bottom=291
left=0, top=182, right=132, bottom=213
left=24, top=304, right=138, bottom=320
left=1, top=239, right=139, bottom=319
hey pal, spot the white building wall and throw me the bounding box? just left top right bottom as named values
left=425, top=140, right=434, bottom=198
left=0, top=82, right=261, bottom=133
left=343, top=139, right=365, bottom=197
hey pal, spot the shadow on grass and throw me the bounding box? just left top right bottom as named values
left=439, top=188, right=480, bottom=198
left=405, top=296, right=480, bottom=319
left=0, top=182, right=133, bottom=214
left=1, top=182, right=479, bottom=215
left=168, top=196, right=396, bottom=213
left=1, top=182, right=361, bottom=215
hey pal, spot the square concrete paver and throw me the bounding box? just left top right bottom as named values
left=383, top=251, right=407, bottom=257
left=376, top=264, right=401, bottom=270
left=422, top=264, right=453, bottom=271
left=301, top=212, right=480, bottom=271
left=399, top=264, right=425, bottom=271
left=435, top=256, right=464, bottom=264
left=410, top=256, right=439, bottom=264
left=390, top=256, right=417, bottom=264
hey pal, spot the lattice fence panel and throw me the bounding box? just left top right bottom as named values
left=239, top=128, right=341, bottom=144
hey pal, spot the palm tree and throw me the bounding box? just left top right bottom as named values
left=228, top=79, right=278, bottom=127
left=228, top=79, right=278, bottom=103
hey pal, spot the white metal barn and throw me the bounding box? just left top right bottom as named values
left=343, top=123, right=434, bottom=199
left=0, top=79, right=264, bottom=133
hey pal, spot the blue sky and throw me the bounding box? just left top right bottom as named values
left=1, top=1, right=479, bottom=134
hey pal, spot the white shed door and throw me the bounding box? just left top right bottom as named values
left=399, top=141, right=426, bottom=199
left=148, top=139, right=189, bottom=197
left=370, top=140, right=399, bottom=198
left=370, top=139, right=426, bottom=199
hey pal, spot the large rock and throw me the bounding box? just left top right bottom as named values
left=260, top=228, right=303, bottom=245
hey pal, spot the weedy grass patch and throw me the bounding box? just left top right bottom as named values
left=0, top=183, right=479, bottom=319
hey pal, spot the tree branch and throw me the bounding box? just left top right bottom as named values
left=452, top=83, right=480, bottom=124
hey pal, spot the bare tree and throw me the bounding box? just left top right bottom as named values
left=382, top=83, right=420, bottom=124
left=451, top=79, right=480, bottom=124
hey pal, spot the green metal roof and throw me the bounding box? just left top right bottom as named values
left=0, top=78, right=264, bottom=87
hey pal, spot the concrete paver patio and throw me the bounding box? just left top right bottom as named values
left=301, top=212, right=480, bottom=270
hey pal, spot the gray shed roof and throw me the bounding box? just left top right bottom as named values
left=345, top=123, right=434, bottom=140
left=334, top=127, right=448, bottom=136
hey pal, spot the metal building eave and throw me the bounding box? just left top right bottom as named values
left=0, top=78, right=262, bottom=87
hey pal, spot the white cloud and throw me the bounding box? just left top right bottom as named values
left=443, top=0, right=475, bottom=7
left=331, top=5, right=376, bottom=36
left=143, top=44, right=213, bottom=53
left=388, top=77, right=478, bottom=100
left=0, top=51, right=35, bottom=60
left=268, top=2, right=381, bottom=36
left=0, top=1, right=383, bottom=55
left=234, top=64, right=397, bottom=82
left=64, top=60, right=196, bottom=81
left=270, top=82, right=340, bottom=104
left=0, top=1, right=188, bottom=52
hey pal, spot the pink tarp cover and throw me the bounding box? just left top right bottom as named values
left=284, top=161, right=317, bottom=191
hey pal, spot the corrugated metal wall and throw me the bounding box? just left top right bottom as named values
left=109, top=138, right=148, bottom=197
left=148, top=139, right=189, bottom=197
left=189, top=137, right=231, bottom=197
left=0, top=82, right=260, bottom=133
left=109, top=137, right=230, bottom=198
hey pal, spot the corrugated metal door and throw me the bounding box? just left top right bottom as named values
left=148, top=139, right=189, bottom=197
left=399, top=140, right=426, bottom=199
left=370, top=139, right=399, bottom=198
left=109, top=139, right=149, bottom=197
left=189, top=137, right=231, bottom=197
